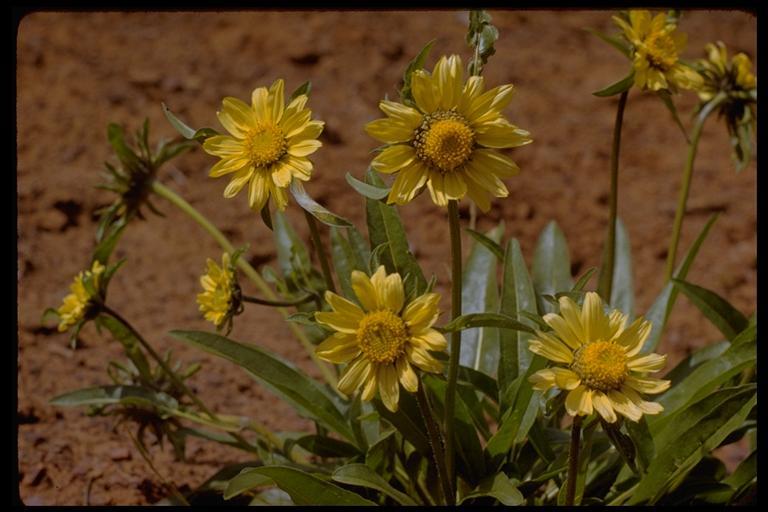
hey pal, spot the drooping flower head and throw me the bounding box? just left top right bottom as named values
left=315, top=266, right=448, bottom=412
left=613, top=10, right=702, bottom=92
left=203, top=79, right=324, bottom=212
left=365, top=55, right=532, bottom=211
left=197, top=253, right=243, bottom=333
left=696, top=42, right=757, bottom=171
left=528, top=292, right=670, bottom=423
left=56, top=260, right=107, bottom=333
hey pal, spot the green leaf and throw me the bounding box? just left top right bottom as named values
left=649, top=340, right=755, bottom=433
left=295, top=435, right=361, bottom=458
left=224, top=467, right=274, bottom=500
left=609, top=218, right=634, bottom=316
left=663, top=340, right=730, bottom=387
left=372, top=393, right=430, bottom=457
left=240, top=466, right=376, bottom=506
left=571, top=266, right=597, bottom=293
left=731, top=321, right=756, bottom=347
left=585, top=27, right=631, bottom=58
left=626, top=417, right=655, bottom=473
left=107, top=123, right=142, bottom=170
left=50, top=385, right=178, bottom=410
left=161, top=102, right=219, bottom=143
left=96, top=314, right=151, bottom=379
left=459, top=472, right=523, bottom=505
left=466, top=10, right=499, bottom=76
left=458, top=365, right=498, bottom=403
left=332, top=463, right=417, bottom=506
left=593, top=71, right=635, bottom=97
left=656, top=89, right=691, bottom=143
left=465, top=228, right=504, bottom=261
left=671, top=279, right=749, bottom=341
left=459, top=224, right=503, bottom=375
left=641, top=213, right=719, bottom=353
left=169, top=330, right=355, bottom=442
left=532, top=221, right=573, bottom=314
left=346, top=172, right=390, bottom=200
left=92, top=221, right=127, bottom=264
left=364, top=168, right=426, bottom=296
left=628, top=386, right=756, bottom=504
left=260, top=202, right=273, bottom=230
left=288, top=80, right=312, bottom=102
left=330, top=226, right=369, bottom=300
left=399, top=39, right=436, bottom=105
left=289, top=181, right=353, bottom=228
left=723, top=449, right=756, bottom=490
left=439, top=312, right=534, bottom=335
left=498, top=239, right=539, bottom=405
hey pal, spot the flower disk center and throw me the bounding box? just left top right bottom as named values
left=642, top=32, right=678, bottom=70
left=357, top=310, right=410, bottom=364
left=414, top=111, right=475, bottom=172
left=571, top=341, right=628, bottom=392
left=245, top=123, right=287, bottom=167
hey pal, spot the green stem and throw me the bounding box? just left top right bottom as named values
left=415, top=381, right=452, bottom=505
left=565, top=415, right=583, bottom=506
left=444, top=200, right=463, bottom=505
left=664, top=92, right=727, bottom=282
left=100, top=306, right=282, bottom=454
left=150, top=180, right=338, bottom=391
left=303, top=209, right=336, bottom=293
left=597, top=90, right=629, bottom=304
left=242, top=294, right=315, bottom=307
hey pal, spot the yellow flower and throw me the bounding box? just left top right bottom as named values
left=697, top=41, right=756, bottom=103
left=56, top=261, right=106, bottom=332
left=197, top=253, right=241, bottom=331
left=614, top=10, right=702, bottom=92
left=365, top=54, right=531, bottom=211
left=528, top=292, right=670, bottom=423
left=203, top=79, right=324, bottom=212
left=315, top=266, right=447, bottom=412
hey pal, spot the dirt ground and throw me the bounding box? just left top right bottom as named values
left=17, top=9, right=756, bottom=505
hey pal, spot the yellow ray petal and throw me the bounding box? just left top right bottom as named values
left=411, top=70, right=438, bottom=114
left=624, top=375, right=670, bottom=395
left=338, top=357, right=372, bottom=396
left=592, top=391, right=618, bottom=423
left=316, top=333, right=361, bottom=364
left=607, top=390, right=643, bottom=422
left=325, top=291, right=366, bottom=321
left=378, top=364, right=400, bottom=412
left=371, top=145, right=417, bottom=174
left=396, top=357, right=418, bottom=393
left=410, top=328, right=447, bottom=352
left=627, top=352, right=667, bottom=372
left=351, top=270, right=379, bottom=312
left=402, top=293, right=440, bottom=331
left=565, top=385, right=593, bottom=416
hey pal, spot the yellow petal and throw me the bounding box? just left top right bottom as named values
left=268, top=78, right=285, bottom=123
left=592, top=391, right=618, bottom=423
left=468, top=149, right=520, bottom=179
left=217, top=110, right=249, bottom=138
left=396, top=358, right=418, bottom=393
left=316, top=333, right=361, bottom=364
left=627, top=352, right=667, bottom=372
left=463, top=177, right=492, bottom=212
left=624, top=375, right=670, bottom=395
left=565, top=385, right=593, bottom=416
left=411, top=70, right=438, bottom=114
left=380, top=273, right=405, bottom=313
left=364, top=118, right=416, bottom=144
left=268, top=180, right=289, bottom=211
left=351, top=270, right=379, bottom=312
left=407, top=344, right=443, bottom=373
left=529, top=334, right=574, bottom=364
left=282, top=156, right=313, bottom=181
left=369, top=265, right=387, bottom=291
left=558, top=296, right=585, bottom=344
left=442, top=171, right=467, bottom=200
left=248, top=171, right=269, bottom=211
left=287, top=139, right=322, bottom=157
left=607, top=390, right=643, bottom=422
left=388, top=164, right=428, bottom=204
left=203, top=135, right=244, bottom=157
left=410, top=328, right=447, bottom=352
left=315, top=310, right=361, bottom=334
left=325, top=290, right=366, bottom=321
left=466, top=84, right=515, bottom=124
left=287, top=120, right=324, bottom=144
left=371, top=145, right=417, bottom=175
left=379, top=100, right=423, bottom=130
left=607, top=310, right=628, bottom=340
left=616, top=317, right=651, bottom=357
left=223, top=168, right=254, bottom=198
left=338, top=357, right=372, bottom=396
left=361, top=371, right=378, bottom=401
left=458, top=75, right=486, bottom=116
left=529, top=369, right=557, bottom=391
left=209, top=157, right=249, bottom=178
left=621, top=385, right=664, bottom=415
left=581, top=292, right=609, bottom=343
left=434, top=54, right=463, bottom=109
left=223, top=96, right=256, bottom=127
left=271, top=162, right=293, bottom=187
left=378, top=364, right=400, bottom=412
left=281, top=108, right=312, bottom=138
left=250, top=87, right=270, bottom=123
left=474, top=120, right=532, bottom=148
left=463, top=161, right=509, bottom=197
left=403, top=293, right=441, bottom=331
left=551, top=367, right=581, bottom=390
left=426, top=170, right=448, bottom=206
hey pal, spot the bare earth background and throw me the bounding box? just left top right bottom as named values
left=17, top=10, right=756, bottom=505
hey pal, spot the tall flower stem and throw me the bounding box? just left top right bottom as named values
left=444, top=199, right=463, bottom=504
left=597, top=90, right=629, bottom=304
left=415, top=381, right=452, bottom=506
left=150, top=181, right=338, bottom=391
left=664, top=92, right=727, bottom=282
left=303, top=209, right=336, bottom=294
left=99, top=305, right=283, bottom=456
left=565, top=415, right=583, bottom=506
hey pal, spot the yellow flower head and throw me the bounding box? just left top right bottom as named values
left=614, top=10, right=702, bottom=92
left=315, top=266, right=448, bottom=412
left=56, top=260, right=106, bottom=332
left=697, top=41, right=756, bottom=103
left=203, top=79, right=324, bottom=212
left=197, top=253, right=242, bottom=331
left=528, top=292, right=670, bottom=423
left=365, top=54, right=532, bottom=211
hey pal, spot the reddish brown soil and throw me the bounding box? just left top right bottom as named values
left=17, top=10, right=756, bottom=505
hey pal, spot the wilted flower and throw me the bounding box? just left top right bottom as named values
left=196, top=253, right=243, bottom=333
left=528, top=292, right=670, bottom=423
left=365, top=54, right=531, bottom=211
left=614, top=10, right=701, bottom=92
left=315, top=266, right=447, bottom=412
left=203, top=79, right=324, bottom=212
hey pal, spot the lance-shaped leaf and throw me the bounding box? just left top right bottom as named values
left=333, top=463, right=417, bottom=506
left=399, top=39, right=436, bottom=106
left=671, top=279, right=749, bottom=341
left=364, top=168, right=426, bottom=296
left=459, top=472, right=524, bottom=505
left=459, top=224, right=503, bottom=375
left=532, top=221, right=572, bottom=314
left=294, top=435, right=361, bottom=458
left=50, top=385, right=179, bottom=411
left=161, top=103, right=219, bottom=143
left=439, top=313, right=534, bottom=335
left=465, top=228, right=504, bottom=261
left=585, top=27, right=631, bottom=57
left=594, top=71, right=635, bottom=97
left=236, top=466, right=376, bottom=506
left=346, top=172, right=390, bottom=200
left=290, top=181, right=353, bottom=228
left=169, top=330, right=355, bottom=442
left=609, top=218, right=634, bottom=317
left=330, top=226, right=369, bottom=300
